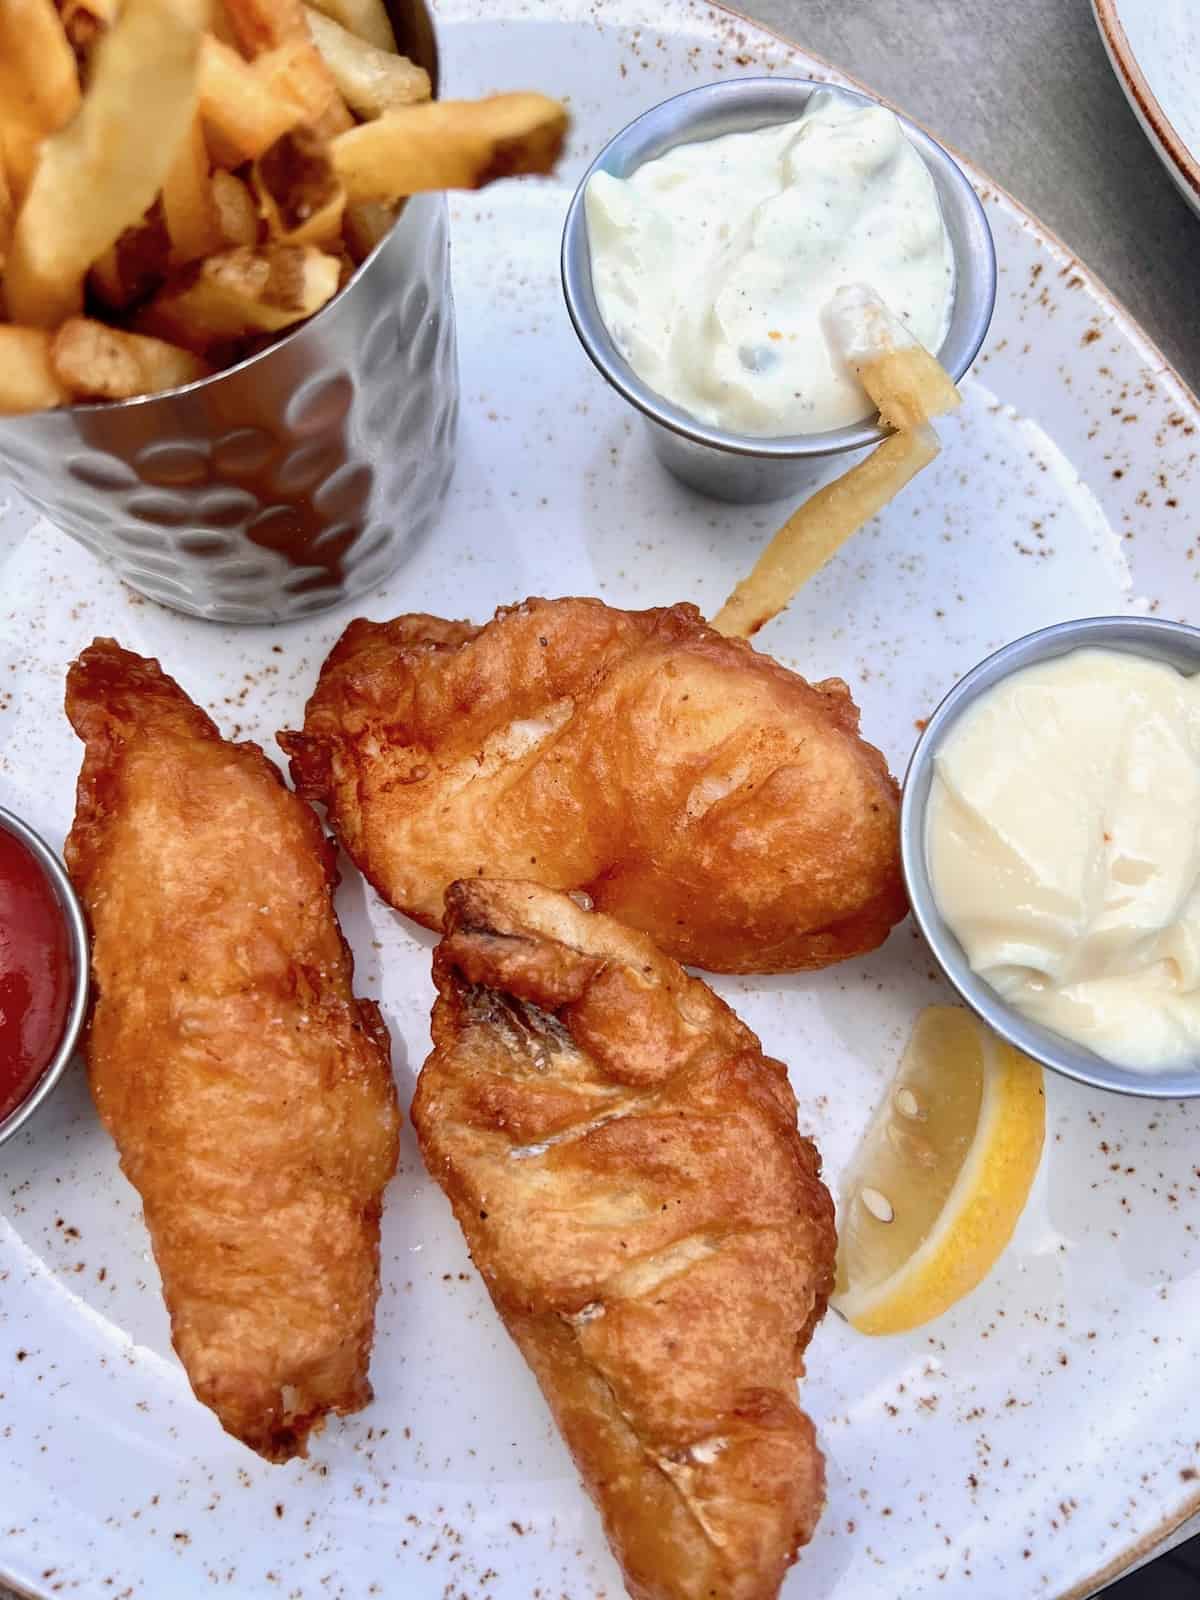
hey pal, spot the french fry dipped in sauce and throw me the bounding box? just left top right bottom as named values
left=713, top=285, right=961, bottom=640
left=827, top=283, right=961, bottom=432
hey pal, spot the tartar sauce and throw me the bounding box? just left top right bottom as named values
left=927, top=648, right=1200, bottom=1072
left=585, top=90, right=955, bottom=436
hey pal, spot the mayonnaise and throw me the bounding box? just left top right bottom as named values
left=585, top=89, right=954, bottom=437
left=926, top=648, right=1200, bottom=1072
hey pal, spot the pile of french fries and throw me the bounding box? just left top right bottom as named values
left=0, top=0, right=566, bottom=412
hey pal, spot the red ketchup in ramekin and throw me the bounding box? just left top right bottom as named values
left=0, top=824, right=74, bottom=1124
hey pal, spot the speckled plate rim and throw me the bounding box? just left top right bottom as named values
left=1066, top=1501, right=1200, bottom=1600
left=1091, top=0, right=1200, bottom=214
left=4, top=3, right=1200, bottom=1598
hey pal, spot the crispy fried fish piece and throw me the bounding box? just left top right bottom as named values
left=412, top=878, right=836, bottom=1600
left=280, top=597, right=906, bottom=974
left=65, top=639, right=400, bottom=1462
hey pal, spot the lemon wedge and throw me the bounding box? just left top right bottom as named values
left=833, top=1005, right=1045, bottom=1335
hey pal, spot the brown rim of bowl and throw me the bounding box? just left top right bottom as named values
left=1092, top=0, right=1200, bottom=205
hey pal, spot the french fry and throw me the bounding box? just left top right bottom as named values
left=208, top=0, right=237, bottom=45
left=306, top=0, right=395, bottom=53
left=0, top=2, right=75, bottom=203
left=138, top=242, right=340, bottom=350
left=88, top=201, right=171, bottom=312
left=712, top=286, right=962, bottom=638
left=334, top=245, right=355, bottom=288
left=59, top=0, right=118, bottom=31
left=252, top=126, right=345, bottom=246
left=331, top=94, right=569, bottom=203
left=304, top=6, right=429, bottom=118
left=856, top=345, right=960, bottom=432
left=250, top=35, right=354, bottom=141
left=223, top=0, right=353, bottom=139
left=0, top=75, right=44, bottom=203
left=50, top=316, right=210, bottom=400
left=221, top=0, right=303, bottom=53
left=6, top=0, right=208, bottom=327
left=0, top=0, right=81, bottom=139
left=712, top=427, right=940, bottom=639
left=211, top=168, right=259, bottom=246
left=60, top=0, right=118, bottom=34
left=0, top=160, right=13, bottom=271
left=0, top=326, right=69, bottom=414
left=342, top=197, right=396, bottom=262
left=198, top=36, right=305, bottom=165
left=826, top=285, right=960, bottom=432
left=60, top=12, right=103, bottom=79
left=59, top=0, right=117, bottom=80
left=163, top=116, right=223, bottom=265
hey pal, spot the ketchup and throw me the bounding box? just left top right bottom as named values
left=0, top=826, right=73, bottom=1123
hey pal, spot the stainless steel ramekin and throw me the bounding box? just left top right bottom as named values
left=0, top=0, right=457, bottom=624
left=561, top=77, right=997, bottom=504
left=0, top=806, right=89, bottom=1149
left=901, top=616, right=1200, bottom=1099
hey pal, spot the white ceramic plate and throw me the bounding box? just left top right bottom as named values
left=1093, top=0, right=1200, bottom=217
left=3, top=4, right=1200, bottom=1598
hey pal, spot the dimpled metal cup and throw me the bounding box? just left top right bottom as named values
left=0, top=0, right=457, bottom=623
left=562, top=77, right=997, bottom=505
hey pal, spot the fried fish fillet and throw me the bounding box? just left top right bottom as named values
left=65, top=639, right=400, bottom=1462
left=280, top=597, right=905, bottom=974
left=412, top=878, right=836, bottom=1600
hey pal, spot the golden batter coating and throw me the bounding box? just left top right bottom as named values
left=65, top=640, right=400, bottom=1462
left=412, top=878, right=836, bottom=1600
left=279, top=596, right=906, bottom=975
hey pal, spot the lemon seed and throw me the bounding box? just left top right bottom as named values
left=895, top=1086, right=921, bottom=1119
left=861, top=1186, right=894, bottom=1224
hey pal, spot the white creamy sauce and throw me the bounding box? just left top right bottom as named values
left=585, top=89, right=955, bottom=436
left=927, top=648, right=1200, bottom=1072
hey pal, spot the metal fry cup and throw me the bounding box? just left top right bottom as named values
left=0, top=0, right=458, bottom=624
